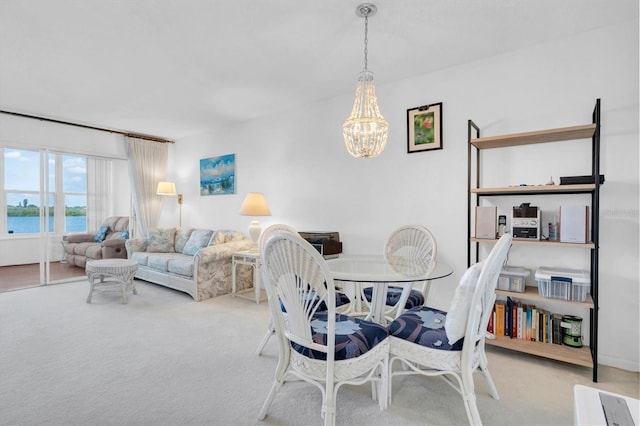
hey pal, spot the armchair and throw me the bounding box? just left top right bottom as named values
left=64, top=216, right=129, bottom=268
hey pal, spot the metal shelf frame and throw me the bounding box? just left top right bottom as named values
left=467, top=99, right=601, bottom=382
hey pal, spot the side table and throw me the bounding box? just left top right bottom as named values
left=232, top=250, right=264, bottom=303
left=86, top=259, right=139, bottom=304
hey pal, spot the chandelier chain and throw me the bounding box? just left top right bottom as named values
left=363, top=13, right=369, bottom=71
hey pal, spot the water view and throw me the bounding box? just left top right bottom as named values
left=7, top=216, right=87, bottom=234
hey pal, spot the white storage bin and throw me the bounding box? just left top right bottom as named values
left=535, top=266, right=590, bottom=302
left=498, top=266, right=530, bottom=293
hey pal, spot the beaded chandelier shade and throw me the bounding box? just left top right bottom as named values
left=342, top=3, right=388, bottom=159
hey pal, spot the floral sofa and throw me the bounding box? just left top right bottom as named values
left=64, top=216, right=129, bottom=268
left=125, top=227, right=254, bottom=301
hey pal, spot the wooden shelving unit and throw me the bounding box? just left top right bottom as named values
left=486, top=336, right=594, bottom=367
left=494, top=286, right=594, bottom=309
left=471, top=184, right=595, bottom=196
left=471, top=238, right=595, bottom=249
left=470, top=124, right=596, bottom=149
left=467, top=99, right=602, bottom=382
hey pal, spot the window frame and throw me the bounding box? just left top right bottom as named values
left=2, top=148, right=88, bottom=236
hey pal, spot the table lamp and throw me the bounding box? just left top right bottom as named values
left=240, top=192, right=271, bottom=249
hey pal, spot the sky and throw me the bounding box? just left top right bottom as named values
left=4, top=149, right=86, bottom=207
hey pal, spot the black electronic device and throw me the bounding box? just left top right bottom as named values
left=559, top=174, right=605, bottom=185
left=511, top=203, right=540, bottom=240
left=298, top=232, right=343, bottom=259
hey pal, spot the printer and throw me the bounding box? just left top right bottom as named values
left=298, top=232, right=343, bottom=259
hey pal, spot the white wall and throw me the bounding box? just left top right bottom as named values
left=167, top=19, right=639, bottom=372
left=0, top=115, right=131, bottom=266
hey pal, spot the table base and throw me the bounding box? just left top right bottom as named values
left=87, top=270, right=137, bottom=304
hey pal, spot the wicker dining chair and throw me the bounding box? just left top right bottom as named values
left=255, top=224, right=298, bottom=355
left=387, top=233, right=512, bottom=425
left=359, top=225, right=437, bottom=321
left=258, top=233, right=389, bottom=426
left=256, top=224, right=354, bottom=355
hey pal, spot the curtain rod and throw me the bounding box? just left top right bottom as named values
left=0, top=110, right=174, bottom=144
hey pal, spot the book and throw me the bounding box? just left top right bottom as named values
left=531, top=307, right=538, bottom=342
left=517, top=303, right=524, bottom=339
left=488, top=305, right=495, bottom=334
left=506, top=297, right=514, bottom=337
left=495, top=301, right=505, bottom=336
left=512, top=300, right=518, bottom=338
left=525, top=305, right=532, bottom=340
left=539, top=310, right=547, bottom=343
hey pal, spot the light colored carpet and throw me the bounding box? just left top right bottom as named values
left=1, top=280, right=637, bottom=426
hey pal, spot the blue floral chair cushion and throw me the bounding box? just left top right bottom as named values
left=388, top=306, right=463, bottom=351
left=318, top=291, right=351, bottom=311
left=292, top=312, right=388, bottom=361
left=94, top=225, right=110, bottom=242
left=363, top=286, right=425, bottom=309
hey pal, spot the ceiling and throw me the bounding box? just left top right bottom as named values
left=0, top=0, right=637, bottom=140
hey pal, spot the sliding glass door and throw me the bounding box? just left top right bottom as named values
left=1, top=148, right=87, bottom=287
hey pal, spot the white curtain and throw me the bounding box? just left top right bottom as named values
left=86, top=157, right=113, bottom=231
left=126, top=137, right=168, bottom=238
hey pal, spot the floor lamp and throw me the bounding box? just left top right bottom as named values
left=156, top=181, right=183, bottom=227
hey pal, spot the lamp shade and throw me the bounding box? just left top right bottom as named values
left=240, top=193, right=271, bottom=216
left=156, top=181, right=177, bottom=196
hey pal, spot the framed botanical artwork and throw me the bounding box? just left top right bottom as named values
left=407, top=102, right=443, bottom=153
left=200, top=153, right=236, bottom=195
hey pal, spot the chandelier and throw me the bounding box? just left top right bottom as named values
left=342, top=3, right=388, bottom=159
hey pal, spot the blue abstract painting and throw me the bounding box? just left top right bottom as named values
left=200, top=154, right=236, bottom=195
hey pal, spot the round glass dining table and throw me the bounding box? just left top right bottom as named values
left=326, top=255, right=453, bottom=324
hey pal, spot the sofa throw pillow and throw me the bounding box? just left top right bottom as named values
left=174, top=228, right=194, bottom=253
left=182, top=230, right=214, bottom=256
left=119, top=229, right=129, bottom=239
left=94, top=225, right=110, bottom=243
left=146, top=228, right=176, bottom=253
left=444, top=260, right=484, bottom=345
